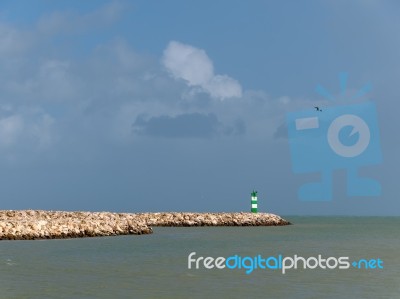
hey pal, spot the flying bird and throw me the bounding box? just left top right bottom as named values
left=314, top=106, right=322, bottom=112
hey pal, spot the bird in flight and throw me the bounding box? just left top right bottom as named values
left=314, top=106, right=322, bottom=112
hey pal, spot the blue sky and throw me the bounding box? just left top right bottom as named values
left=0, top=1, right=398, bottom=215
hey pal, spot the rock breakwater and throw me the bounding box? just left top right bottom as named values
left=0, top=210, right=151, bottom=240
left=0, top=210, right=290, bottom=240
left=139, top=212, right=290, bottom=227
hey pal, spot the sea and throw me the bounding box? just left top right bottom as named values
left=0, top=217, right=399, bottom=299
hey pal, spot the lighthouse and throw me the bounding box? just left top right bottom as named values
left=251, top=190, right=258, bottom=213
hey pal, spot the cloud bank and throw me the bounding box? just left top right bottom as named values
left=133, top=113, right=245, bottom=138
left=0, top=4, right=289, bottom=161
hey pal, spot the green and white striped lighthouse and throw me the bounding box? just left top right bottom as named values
left=251, top=190, right=258, bottom=213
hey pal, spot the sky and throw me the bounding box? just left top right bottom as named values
left=0, top=0, right=399, bottom=215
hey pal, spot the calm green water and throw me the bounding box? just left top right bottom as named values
left=0, top=217, right=399, bottom=299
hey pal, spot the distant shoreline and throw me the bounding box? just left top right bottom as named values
left=0, top=210, right=291, bottom=240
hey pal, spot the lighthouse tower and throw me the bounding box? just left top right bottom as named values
left=251, top=190, right=258, bottom=213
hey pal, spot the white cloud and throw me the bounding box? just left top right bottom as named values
left=204, top=75, right=242, bottom=100
left=162, top=41, right=213, bottom=86
left=162, top=41, right=242, bottom=100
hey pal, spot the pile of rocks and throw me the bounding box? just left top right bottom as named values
left=138, top=212, right=290, bottom=227
left=0, top=210, right=290, bottom=240
left=0, top=210, right=152, bottom=240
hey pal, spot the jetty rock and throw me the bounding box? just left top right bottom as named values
left=0, top=210, right=152, bottom=240
left=0, top=210, right=290, bottom=240
left=138, top=212, right=291, bottom=227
